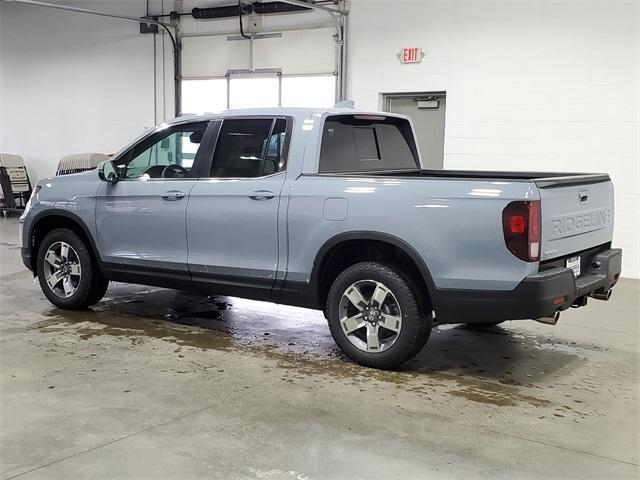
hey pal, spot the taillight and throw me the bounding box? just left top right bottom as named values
left=502, top=200, right=541, bottom=262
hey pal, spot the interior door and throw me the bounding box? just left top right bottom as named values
left=95, top=121, right=210, bottom=278
left=385, top=94, right=446, bottom=169
left=186, top=117, right=289, bottom=297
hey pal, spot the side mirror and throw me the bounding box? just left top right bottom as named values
left=98, top=160, right=119, bottom=184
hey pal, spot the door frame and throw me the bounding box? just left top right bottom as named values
left=380, top=91, right=447, bottom=112
left=381, top=91, right=447, bottom=170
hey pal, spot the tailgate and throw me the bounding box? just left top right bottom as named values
left=536, top=174, right=614, bottom=261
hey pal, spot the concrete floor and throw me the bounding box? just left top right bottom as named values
left=0, top=217, right=638, bottom=480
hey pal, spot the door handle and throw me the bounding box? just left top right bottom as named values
left=161, top=190, right=185, bottom=201
left=249, top=190, right=276, bottom=201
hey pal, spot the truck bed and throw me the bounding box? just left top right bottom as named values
left=322, top=168, right=611, bottom=188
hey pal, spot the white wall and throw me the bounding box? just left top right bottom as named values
left=349, top=0, right=640, bottom=278
left=0, top=0, right=157, bottom=182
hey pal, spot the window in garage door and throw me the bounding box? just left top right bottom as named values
left=181, top=79, right=227, bottom=114
left=229, top=77, right=279, bottom=109
left=281, top=75, right=336, bottom=107
left=182, top=75, right=336, bottom=113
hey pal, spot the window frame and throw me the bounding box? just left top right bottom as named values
left=202, top=115, right=294, bottom=180
left=113, top=120, right=215, bottom=181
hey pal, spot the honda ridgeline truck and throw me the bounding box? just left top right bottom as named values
left=19, top=107, right=622, bottom=368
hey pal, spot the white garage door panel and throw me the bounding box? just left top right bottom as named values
left=182, top=36, right=246, bottom=78
left=182, top=28, right=336, bottom=78
left=253, top=28, right=336, bottom=74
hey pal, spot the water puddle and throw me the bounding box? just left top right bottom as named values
left=29, top=289, right=584, bottom=409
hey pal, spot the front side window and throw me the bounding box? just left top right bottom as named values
left=318, top=115, right=419, bottom=173
left=209, top=118, right=288, bottom=178
left=122, top=122, right=208, bottom=180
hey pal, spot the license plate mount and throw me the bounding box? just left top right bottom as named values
left=566, top=256, right=581, bottom=278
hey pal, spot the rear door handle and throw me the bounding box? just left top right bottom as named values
left=249, top=190, right=276, bottom=201
left=161, top=190, right=185, bottom=201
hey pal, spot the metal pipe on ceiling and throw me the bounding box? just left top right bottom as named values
left=278, top=0, right=343, bottom=15
left=181, top=21, right=335, bottom=38
left=2, top=0, right=176, bottom=46
left=2, top=0, right=182, bottom=117
left=192, top=1, right=312, bottom=20
left=277, top=0, right=342, bottom=34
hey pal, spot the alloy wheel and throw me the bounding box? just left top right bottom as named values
left=338, top=279, right=403, bottom=353
left=42, top=241, right=82, bottom=298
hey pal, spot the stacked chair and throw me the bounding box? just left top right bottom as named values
left=0, top=153, right=32, bottom=216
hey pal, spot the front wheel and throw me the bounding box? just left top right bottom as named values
left=37, top=228, right=108, bottom=310
left=326, top=262, right=431, bottom=369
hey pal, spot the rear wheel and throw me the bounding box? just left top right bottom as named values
left=326, top=262, right=431, bottom=369
left=37, top=228, right=108, bottom=309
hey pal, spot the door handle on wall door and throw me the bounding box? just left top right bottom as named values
left=161, top=191, right=185, bottom=201
left=249, top=190, right=276, bottom=201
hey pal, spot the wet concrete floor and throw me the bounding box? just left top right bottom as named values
left=0, top=217, right=638, bottom=479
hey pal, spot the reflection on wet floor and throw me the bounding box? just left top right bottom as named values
left=30, top=285, right=604, bottom=410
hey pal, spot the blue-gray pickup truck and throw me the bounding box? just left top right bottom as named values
left=19, top=107, right=622, bottom=368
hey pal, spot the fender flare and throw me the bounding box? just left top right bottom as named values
left=27, top=209, right=104, bottom=274
left=310, top=230, right=439, bottom=307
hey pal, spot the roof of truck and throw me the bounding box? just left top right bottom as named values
left=167, top=107, right=410, bottom=124
left=110, top=107, right=413, bottom=161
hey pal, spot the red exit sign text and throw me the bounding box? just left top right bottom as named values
left=399, top=47, right=423, bottom=64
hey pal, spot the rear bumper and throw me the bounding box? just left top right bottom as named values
left=434, top=248, right=622, bottom=324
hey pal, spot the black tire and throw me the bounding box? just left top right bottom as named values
left=326, top=261, right=432, bottom=369
left=86, top=276, right=110, bottom=306
left=37, top=228, right=108, bottom=310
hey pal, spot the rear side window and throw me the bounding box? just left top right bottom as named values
left=319, top=115, right=419, bottom=173
left=209, top=118, right=288, bottom=178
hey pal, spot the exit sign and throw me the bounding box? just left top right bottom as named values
left=398, top=47, right=424, bottom=64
